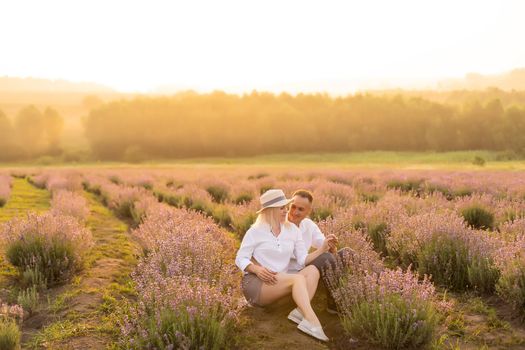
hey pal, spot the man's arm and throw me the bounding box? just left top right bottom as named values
left=310, top=219, right=337, bottom=254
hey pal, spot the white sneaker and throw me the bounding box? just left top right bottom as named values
left=287, top=307, right=304, bottom=325
left=297, top=319, right=329, bottom=342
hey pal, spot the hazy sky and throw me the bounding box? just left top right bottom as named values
left=1, top=0, right=524, bottom=93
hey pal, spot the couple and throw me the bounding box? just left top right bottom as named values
left=235, top=189, right=349, bottom=342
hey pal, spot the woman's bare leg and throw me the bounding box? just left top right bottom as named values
left=259, top=273, right=321, bottom=326
left=299, top=265, right=320, bottom=301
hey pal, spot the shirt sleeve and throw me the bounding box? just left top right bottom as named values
left=235, top=229, right=257, bottom=272
left=310, top=220, right=326, bottom=249
left=293, top=227, right=308, bottom=268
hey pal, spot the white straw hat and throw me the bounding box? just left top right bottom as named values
left=256, top=189, right=293, bottom=213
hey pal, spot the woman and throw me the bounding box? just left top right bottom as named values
left=235, top=189, right=336, bottom=342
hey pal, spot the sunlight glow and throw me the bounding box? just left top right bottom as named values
left=1, top=0, right=524, bottom=93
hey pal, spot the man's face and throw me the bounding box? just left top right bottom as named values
left=288, top=195, right=312, bottom=224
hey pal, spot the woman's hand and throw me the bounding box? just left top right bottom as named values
left=255, top=265, right=278, bottom=285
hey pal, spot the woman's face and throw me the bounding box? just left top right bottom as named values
left=278, top=205, right=288, bottom=222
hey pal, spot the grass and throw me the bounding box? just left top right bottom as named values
left=1, top=150, right=525, bottom=170
left=439, top=292, right=525, bottom=349
left=24, top=190, right=139, bottom=348
left=0, top=178, right=50, bottom=291
left=26, top=320, right=93, bottom=348
left=0, top=177, right=50, bottom=223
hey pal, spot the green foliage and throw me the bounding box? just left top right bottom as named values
left=424, top=183, right=453, bottom=200
left=460, top=205, right=494, bottom=230
left=83, top=181, right=101, bottom=195
left=446, top=314, right=466, bottom=337
left=387, top=179, right=424, bottom=193
left=130, top=306, right=234, bottom=350
left=259, top=184, right=273, bottom=194
left=0, top=320, right=21, bottom=350
left=206, top=186, right=229, bottom=203
left=311, top=206, right=332, bottom=222
left=453, top=188, right=473, bottom=198
left=467, top=256, right=500, bottom=294
left=233, top=192, right=253, bottom=204
left=6, top=236, right=79, bottom=286
left=472, top=156, right=486, bottom=166
left=211, top=205, right=232, bottom=230
left=247, top=172, right=268, bottom=180
left=367, top=222, right=389, bottom=256
left=231, top=213, right=256, bottom=240
left=17, top=285, right=39, bottom=316
left=342, top=294, right=437, bottom=350
left=154, top=190, right=184, bottom=208
left=359, top=192, right=380, bottom=203
left=417, top=234, right=470, bottom=291
left=496, top=266, right=525, bottom=316
left=21, top=266, right=47, bottom=290
left=83, top=94, right=525, bottom=160
left=114, top=200, right=134, bottom=219
left=108, top=175, right=121, bottom=185
left=417, top=234, right=498, bottom=292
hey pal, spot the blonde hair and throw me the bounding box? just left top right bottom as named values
left=254, top=207, right=291, bottom=230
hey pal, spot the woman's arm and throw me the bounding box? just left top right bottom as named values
left=296, top=234, right=337, bottom=266
left=245, top=263, right=277, bottom=284
left=235, top=230, right=257, bottom=272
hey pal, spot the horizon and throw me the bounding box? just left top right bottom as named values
left=2, top=67, right=525, bottom=96
left=1, top=0, right=524, bottom=94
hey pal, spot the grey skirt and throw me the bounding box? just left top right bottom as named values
left=241, top=273, right=263, bottom=306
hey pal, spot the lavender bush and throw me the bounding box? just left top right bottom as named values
left=0, top=212, right=93, bottom=285
left=121, top=206, right=242, bottom=349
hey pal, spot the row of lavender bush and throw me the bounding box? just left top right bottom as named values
left=28, top=168, right=525, bottom=348
left=82, top=174, right=243, bottom=349
left=0, top=174, right=12, bottom=207
left=0, top=171, right=92, bottom=349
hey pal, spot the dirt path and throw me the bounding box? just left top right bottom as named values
left=235, top=276, right=378, bottom=349
left=22, top=191, right=139, bottom=349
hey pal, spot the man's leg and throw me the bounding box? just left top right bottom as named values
left=307, top=247, right=354, bottom=313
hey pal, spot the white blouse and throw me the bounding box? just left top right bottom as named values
left=235, top=221, right=307, bottom=274
left=287, top=218, right=326, bottom=271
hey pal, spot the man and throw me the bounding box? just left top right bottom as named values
left=287, top=189, right=352, bottom=314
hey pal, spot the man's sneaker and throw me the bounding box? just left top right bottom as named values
left=297, top=319, right=329, bottom=342
left=287, top=307, right=304, bottom=325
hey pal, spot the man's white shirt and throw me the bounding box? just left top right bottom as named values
left=287, top=218, right=326, bottom=271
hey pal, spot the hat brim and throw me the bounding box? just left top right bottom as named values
left=256, top=198, right=293, bottom=214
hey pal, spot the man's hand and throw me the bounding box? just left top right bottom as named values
left=255, top=265, right=278, bottom=285
left=322, top=234, right=338, bottom=253
left=328, top=234, right=338, bottom=254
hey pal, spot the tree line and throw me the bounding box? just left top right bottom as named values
left=83, top=92, right=525, bottom=160
left=2, top=91, right=525, bottom=161
left=0, top=106, right=63, bottom=161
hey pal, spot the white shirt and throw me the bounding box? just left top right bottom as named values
left=235, top=222, right=307, bottom=274
left=287, top=218, right=326, bottom=271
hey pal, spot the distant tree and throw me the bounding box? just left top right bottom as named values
left=14, top=105, right=45, bottom=158
left=82, top=95, right=103, bottom=110
left=0, top=109, right=12, bottom=145
left=43, top=107, right=64, bottom=155
left=0, top=109, right=19, bottom=160
left=81, top=92, right=525, bottom=160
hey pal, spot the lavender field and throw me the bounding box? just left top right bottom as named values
left=1, top=167, right=525, bottom=349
